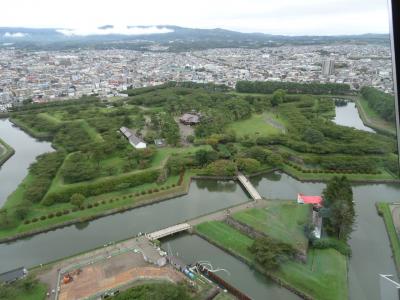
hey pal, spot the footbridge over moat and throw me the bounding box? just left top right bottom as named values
left=237, top=172, right=262, bottom=200
left=147, top=223, right=191, bottom=241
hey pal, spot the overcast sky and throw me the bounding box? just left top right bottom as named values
left=0, top=0, right=390, bottom=35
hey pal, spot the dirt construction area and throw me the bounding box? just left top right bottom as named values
left=58, top=251, right=185, bottom=300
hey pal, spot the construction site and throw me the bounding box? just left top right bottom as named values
left=38, top=235, right=188, bottom=300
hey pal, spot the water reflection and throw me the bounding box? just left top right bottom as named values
left=195, top=179, right=237, bottom=192
left=75, top=221, right=90, bottom=230
left=333, top=102, right=375, bottom=132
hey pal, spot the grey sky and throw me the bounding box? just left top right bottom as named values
left=0, top=0, right=390, bottom=35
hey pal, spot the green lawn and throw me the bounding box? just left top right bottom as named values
left=0, top=281, right=47, bottom=300
left=76, top=119, right=104, bottom=142
left=196, top=221, right=255, bottom=259
left=226, top=113, right=284, bottom=137
left=0, top=137, right=14, bottom=166
left=37, top=112, right=62, bottom=125
left=232, top=201, right=311, bottom=253
left=356, top=97, right=396, bottom=136
left=196, top=221, right=348, bottom=300
left=16, top=283, right=47, bottom=300
left=377, top=202, right=400, bottom=273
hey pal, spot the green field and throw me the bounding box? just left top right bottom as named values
left=0, top=280, right=47, bottom=300
left=232, top=201, right=311, bottom=253
left=226, top=112, right=284, bottom=137
left=196, top=221, right=348, bottom=300
left=377, top=202, right=400, bottom=273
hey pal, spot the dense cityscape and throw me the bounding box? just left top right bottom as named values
left=0, top=0, right=399, bottom=297
left=0, top=43, right=393, bottom=112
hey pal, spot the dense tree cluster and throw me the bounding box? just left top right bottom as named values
left=111, top=282, right=192, bottom=300
left=249, top=236, right=296, bottom=270
left=360, top=86, right=395, bottom=122
left=236, top=81, right=351, bottom=95
left=321, top=176, right=355, bottom=241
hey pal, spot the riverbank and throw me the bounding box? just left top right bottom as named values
left=0, top=137, right=15, bottom=167
left=355, top=97, right=397, bottom=137
left=376, top=202, right=400, bottom=277
left=0, top=174, right=191, bottom=243
left=194, top=221, right=348, bottom=300
left=1, top=165, right=398, bottom=244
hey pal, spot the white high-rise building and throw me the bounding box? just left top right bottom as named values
left=322, top=59, right=335, bottom=76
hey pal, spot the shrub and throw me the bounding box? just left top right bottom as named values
left=147, top=190, right=153, bottom=194
left=55, top=211, right=62, bottom=217
left=40, top=216, right=47, bottom=221
left=48, top=213, right=54, bottom=219
left=42, top=169, right=160, bottom=205
left=72, top=207, right=79, bottom=212
left=135, top=193, right=140, bottom=197
left=24, top=220, right=31, bottom=224
left=101, top=200, right=106, bottom=205
left=141, top=191, right=146, bottom=195
left=109, top=199, right=114, bottom=203
left=128, top=194, right=133, bottom=198
left=63, top=209, right=70, bottom=215
left=31, top=218, right=38, bottom=223
left=94, top=202, right=99, bottom=207
left=312, top=238, right=351, bottom=256
left=172, top=184, right=176, bottom=188
left=87, top=204, right=93, bottom=209
left=154, top=188, right=159, bottom=193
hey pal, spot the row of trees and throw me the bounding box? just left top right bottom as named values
left=236, top=81, right=351, bottom=95
left=360, top=86, right=395, bottom=122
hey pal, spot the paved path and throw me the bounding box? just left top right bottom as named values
left=188, top=199, right=266, bottom=226
left=237, top=172, right=262, bottom=200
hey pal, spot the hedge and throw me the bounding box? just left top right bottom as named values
left=42, top=169, right=160, bottom=206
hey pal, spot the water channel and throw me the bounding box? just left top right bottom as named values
left=1, top=118, right=399, bottom=299
left=0, top=119, right=53, bottom=205
left=333, top=102, right=375, bottom=132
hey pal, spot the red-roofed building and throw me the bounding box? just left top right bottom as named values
left=297, top=193, right=323, bottom=208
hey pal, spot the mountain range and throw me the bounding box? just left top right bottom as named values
left=0, top=25, right=390, bottom=51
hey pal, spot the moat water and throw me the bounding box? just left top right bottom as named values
left=333, top=102, right=375, bottom=132
left=0, top=119, right=399, bottom=300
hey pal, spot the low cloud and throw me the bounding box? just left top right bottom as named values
left=57, top=25, right=173, bottom=36
left=4, top=32, right=27, bottom=38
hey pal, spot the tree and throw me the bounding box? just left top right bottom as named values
left=303, top=128, right=324, bottom=144
left=271, top=89, right=286, bottom=106
left=236, top=158, right=261, bottom=173
left=322, top=176, right=355, bottom=241
left=194, top=149, right=218, bottom=166
left=70, top=193, right=85, bottom=208
left=249, top=237, right=295, bottom=270
left=14, top=206, right=30, bottom=220
left=267, top=153, right=283, bottom=167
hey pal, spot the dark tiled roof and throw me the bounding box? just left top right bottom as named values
left=0, top=267, right=26, bottom=283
